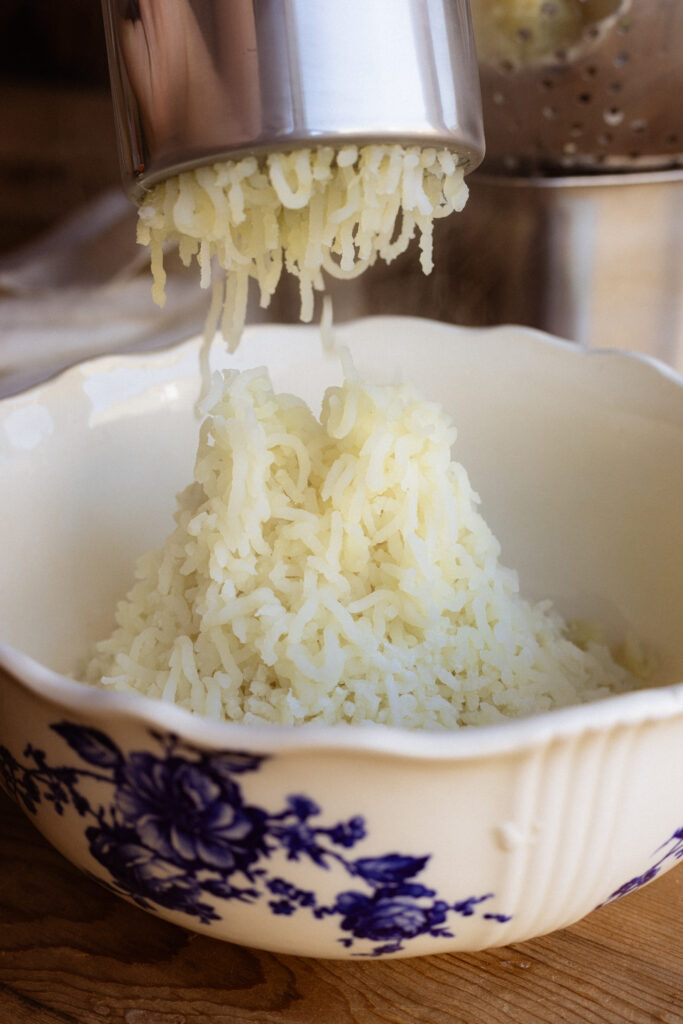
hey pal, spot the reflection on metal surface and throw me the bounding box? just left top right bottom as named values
left=102, top=0, right=485, bottom=200
left=466, top=171, right=683, bottom=369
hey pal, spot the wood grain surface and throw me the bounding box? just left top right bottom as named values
left=0, top=790, right=680, bottom=1024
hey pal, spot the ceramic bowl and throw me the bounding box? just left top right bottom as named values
left=1, top=318, right=682, bottom=959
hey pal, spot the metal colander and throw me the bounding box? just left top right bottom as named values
left=471, top=0, right=683, bottom=174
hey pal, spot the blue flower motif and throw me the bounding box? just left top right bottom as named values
left=267, top=794, right=366, bottom=868
left=328, top=816, right=366, bottom=848
left=86, top=821, right=219, bottom=921
left=327, top=887, right=452, bottom=954
left=114, top=753, right=267, bottom=874
left=266, top=877, right=315, bottom=907
left=0, top=722, right=514, bottom=955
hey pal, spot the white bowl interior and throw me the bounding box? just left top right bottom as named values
left=1, top=318, right=682, bottom=689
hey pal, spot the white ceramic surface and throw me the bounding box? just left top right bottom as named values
left=1, top=319, right=682, bottom=958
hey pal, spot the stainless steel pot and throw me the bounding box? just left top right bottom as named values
left=458, top=170, right=683, bottom=368
left=101, top=0, right=485, bottom=201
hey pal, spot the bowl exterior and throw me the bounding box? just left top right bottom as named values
left=1, top=663, right=681, bottom=958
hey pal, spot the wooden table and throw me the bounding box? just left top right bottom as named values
left=0, top=790, right=680, bottom=1024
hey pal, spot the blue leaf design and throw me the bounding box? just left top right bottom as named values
left=51, top=723, right=123, bottom=769
left=3, top=721, right=516, bottom=955
left=202, top=750, right=267, bottom=777
left=393, top=881, right=436, bottom=899
left=453, top=894, right=493, bottom=916
left=352, top=854, right=430, bottom=886
left=598, top=826, right=683, bottom=907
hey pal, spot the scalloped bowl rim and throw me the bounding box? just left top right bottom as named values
left=5, top=315, right=683, bottom=400
left=2, top=643, right=683, bottom=763
left=1, top=317, right=682, bottom=763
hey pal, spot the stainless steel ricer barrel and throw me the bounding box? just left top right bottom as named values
left=101, top=0, right=485, bottom=202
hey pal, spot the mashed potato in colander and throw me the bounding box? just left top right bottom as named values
left=471, top=0, right=627, bottom=67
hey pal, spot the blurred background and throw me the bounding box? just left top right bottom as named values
left=0, top=0, right=118, bottom=255
left=0, top=1, right=210, bottom=397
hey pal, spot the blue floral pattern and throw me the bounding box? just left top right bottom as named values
left=0, top=723, right=511, bottom=955
left=598, top=826, right=683, bottom=907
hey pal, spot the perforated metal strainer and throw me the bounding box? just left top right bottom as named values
left=471, top=0, right=683, bottom=174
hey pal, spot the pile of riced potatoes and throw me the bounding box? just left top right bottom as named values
left=85, top=354, right=643, bottom=728
left=137, top=145, right=467, bottom=348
